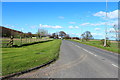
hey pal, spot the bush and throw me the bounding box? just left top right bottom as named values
left=100, top=39, right=111, bottom=47
left=72, top=37, right=80, bottom=40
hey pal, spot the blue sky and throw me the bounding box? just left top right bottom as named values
left=2, top=0, right=119, bottom=2
left=1, top=2, right=118, bottom=40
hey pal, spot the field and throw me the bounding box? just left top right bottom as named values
left=2, top=39, right=61, bottom=76
left=70, top=39, right=119, bottom=54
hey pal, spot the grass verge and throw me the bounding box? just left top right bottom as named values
left=2, top=39, right=61, bottom=76
left=69, top=39, right=119, bottom=54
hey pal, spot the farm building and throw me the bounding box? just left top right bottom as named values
left=0, top=26, right=23, bottom=38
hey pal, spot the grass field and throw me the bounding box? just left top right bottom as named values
left=70, top=39, right=119, bottom=54
left=2, top=39, right=61, bottom=76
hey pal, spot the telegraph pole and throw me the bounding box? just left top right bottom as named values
left=81, top=26, right=83, bottom=42
left=104, top=0, right=108, bottom=47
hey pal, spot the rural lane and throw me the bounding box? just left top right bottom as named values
left=16, top=40, right=119, bottom=78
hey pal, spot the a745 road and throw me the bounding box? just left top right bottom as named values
left=16, top=40, right=119, bottom=78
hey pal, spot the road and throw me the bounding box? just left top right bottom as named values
left=16, top=40, right=119, bottom=78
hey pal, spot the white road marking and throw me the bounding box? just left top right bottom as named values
left=112, top=64, right=118, bottom=68
left=77, top=45, right=81, bottom=48
left=74, top=44, right=98, bottom=57
left=72, top=43, right=74, bottom=45
left=94, top=55, right=97, bottom=56
left=89, top=52, right=94, bottom=55
left=71, top=42, right=120, bottom=69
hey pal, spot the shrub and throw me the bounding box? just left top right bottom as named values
left=100, top=39, right=111, bottom=47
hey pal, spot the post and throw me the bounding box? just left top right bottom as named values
left=81, top=26, right=83, bottom=42
left=20, top=36, right=22, bottom=46
left=25, top=35, right=27, bottom=43
left=103, top=0, right=108, bottom=47
left=10, top=35, right=13, bottom=47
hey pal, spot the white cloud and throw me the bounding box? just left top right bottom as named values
left=75, top=33, right=81, bottom=36
left=69, top=26, right=74, bottom=28
left=70, top=33, right=81, bottom=36
left=80, top=20, right=118, bottom=27
left=91, top=33, right=104, bottom=39
left=93, top=10, right=118, bottom=19
left=68, top=26, right=79, bottom=29
left=80, top=23, right=90, bottom=26
left=21, top=28, right=24, bottom=31
left=39, top=24, right=63, bottom=29
left=30, top=26, right=36, bottom=29
left=3, top=24, right=16, bottom=28
left=91, top=33, right=103, bottom=36
left=53, top=25, right=63, bottom=28
left=69, top=22, right=76, bottom=24
left=58, top=16, right=64, bottom=19
left=75, top=26, right=79, bottom=28
left=95, top=28, right=101, bottom=31
left=80, top=22, right=105, bottom=26
left=71, top=33, right=75, bottom=35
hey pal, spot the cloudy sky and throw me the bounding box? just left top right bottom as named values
left=1, top=2, right=118, bottom=40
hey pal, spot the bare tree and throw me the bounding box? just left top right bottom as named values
left=113, top=25, right=119, bottom=41
left=37, top=29, right=48, bottom=38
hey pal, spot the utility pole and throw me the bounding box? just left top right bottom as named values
left=81, top=26, right=83, bottom=42
left=104, top=0, right=108, bottom=47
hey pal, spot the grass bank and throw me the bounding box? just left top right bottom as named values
left=70, top=39, right=119, bottom=54
left=2, top=39, right=61, bottom=76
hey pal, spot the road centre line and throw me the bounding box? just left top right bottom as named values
left=112, top=64, right=118, bottom=68
left=94, top=55, right=97, bottom=56
left=72, top=43, right=97, bottom=56
left=80, top=48, right=96, bottom=56
left=76, top=45, right=82, bottom=48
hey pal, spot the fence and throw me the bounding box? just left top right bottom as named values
left=0, top=37, right=51, bottom=48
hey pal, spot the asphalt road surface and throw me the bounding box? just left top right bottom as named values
left=16, top=40, right=119, bottom=78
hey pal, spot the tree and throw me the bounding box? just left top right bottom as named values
left=72, top=37, right=80, bottom=40
left=51, top=33, right=59, bottom=39
left=100, top=39, right=111, bottom=47
left=81, top=31, right=93, bottom=41
left=109, top=24, right=120, bottom=41
left=113, top=25, right=119, bottom=41
left=59, top=31, right=66, bottom=39
left=26, top=32, right=32, bottom=38
left=37, top=29, right=48, bottom=38
left=64, top=34, right=71, bottom=39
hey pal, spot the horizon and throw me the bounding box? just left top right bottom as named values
left=1, top=2, right=118, bottom=40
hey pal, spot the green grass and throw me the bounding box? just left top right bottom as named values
left=2, top=39, right=61, bottom=76
left=70, top=39, right=119, bottom=54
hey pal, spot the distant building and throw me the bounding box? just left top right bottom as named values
left=58, top=36, right=62, bottom=39
left=0, top=26, right=23, bottom=38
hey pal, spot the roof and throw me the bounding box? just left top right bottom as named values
left=0, top=26, right=23, bottom=33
